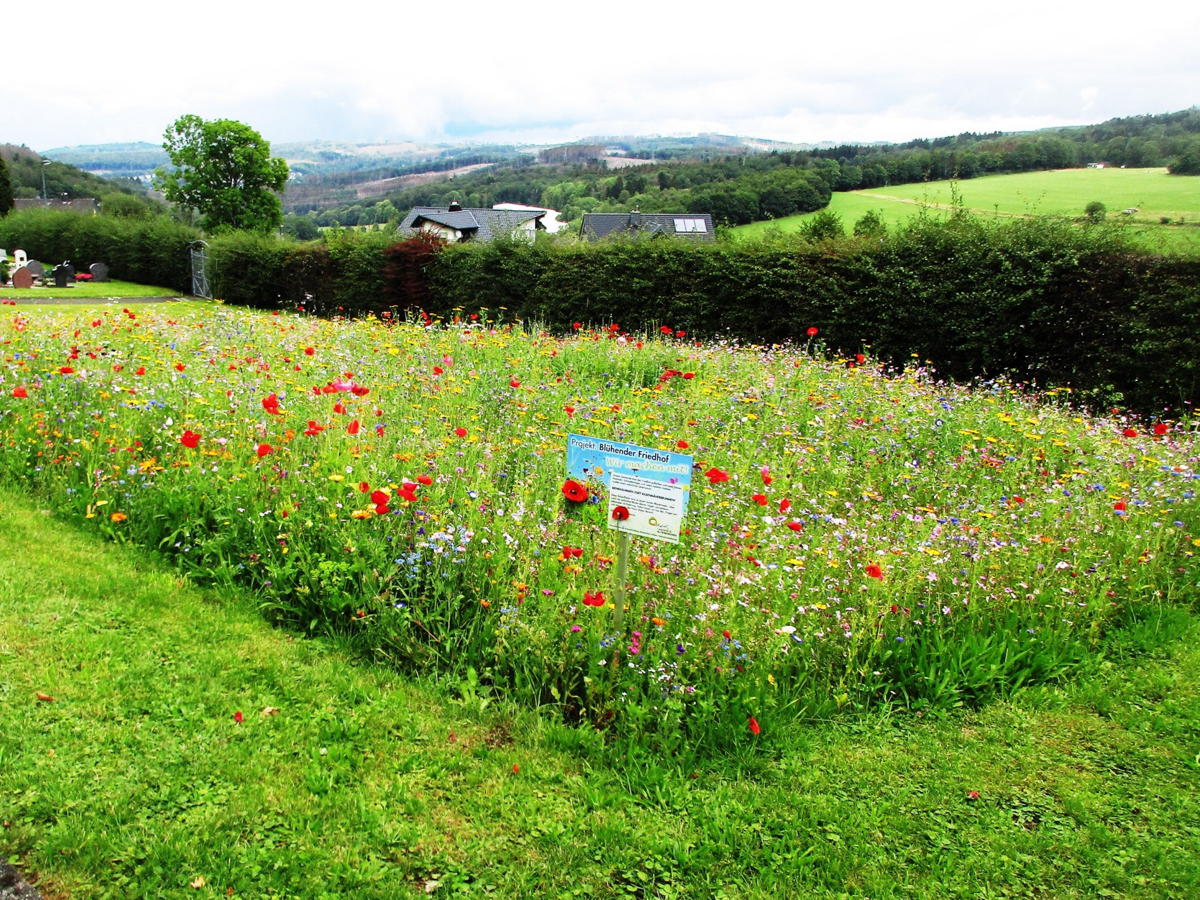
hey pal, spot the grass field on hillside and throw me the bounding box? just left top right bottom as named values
left=735, top=168, right=1200, bottom=252
left=2, top=487, right=1198, bottom=899
left=0, top=278, right=181, bottom=300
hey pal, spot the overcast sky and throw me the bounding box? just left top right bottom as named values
left=8, top=1, right=1199, bottom=151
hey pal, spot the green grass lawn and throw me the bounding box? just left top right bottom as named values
left=735, top=168, right=1200, bottom=253
left=2, top=487, right=1197, bottom=899
left=0, top=278, right=181, bottom=300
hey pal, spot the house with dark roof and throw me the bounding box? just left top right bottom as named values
left=580, top=212, right=714, bottom=242
left=399, top=202, right=546, bottom=243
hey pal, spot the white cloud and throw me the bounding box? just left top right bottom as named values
left=9, top=0, right=1200, bottom=151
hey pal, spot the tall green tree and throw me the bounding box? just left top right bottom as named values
left=0, top=154, right=14, bottom=217
left=154, top=115, right=289, bottom=232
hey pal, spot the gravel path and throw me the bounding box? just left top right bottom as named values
left=0, top=857, right=42, bottom=900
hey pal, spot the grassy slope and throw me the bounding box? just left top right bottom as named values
left=0, top=279, right=180, bottom=300
left=735, top=168, right=1200, bottom=252
left=1, top=487, right=1198, bottom=899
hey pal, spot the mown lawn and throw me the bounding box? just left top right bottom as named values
left=1, top=487, right=1197, bottom=899
left=0, top=279, right=181, bottom=300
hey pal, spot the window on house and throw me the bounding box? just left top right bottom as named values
left=673, top=218, right=707, bottom=233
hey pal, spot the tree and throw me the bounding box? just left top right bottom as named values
left=154, top=115, right=289, bottom=233
left=1168, top=149, right=1200, bottom=176
left=0, top=154, right=14, bottom=217
left=1084, top=201, right=1107, bottom=222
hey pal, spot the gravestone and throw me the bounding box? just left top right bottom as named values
left=11, top=267, right=34, bottom=289
left=52, top=265, right=72, bottom=288
left=60, top=262, right=75, bottom=278
left=25, top=260, right=45, bottom=279
left=12, top=249, right=27, bottom=268
left=89, top=262, right=110, bottom=282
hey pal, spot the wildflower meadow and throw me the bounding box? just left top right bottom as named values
left=2, top=304, right=1197, bottom=751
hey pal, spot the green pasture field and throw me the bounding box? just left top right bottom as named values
left=2, top=486, right=1197, bottom=899
left=0, top=278, right=181, bottom=300
left=735, top=168, right=1200, bottom=252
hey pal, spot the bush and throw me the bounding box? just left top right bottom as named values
left=421, top=217, right=1200, bottom=415
left=1084, top=200, right=1107, bottom=222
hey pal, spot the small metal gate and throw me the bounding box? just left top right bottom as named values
left=189, top=240, right=211, bottom=299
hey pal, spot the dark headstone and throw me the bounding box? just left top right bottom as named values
left=11, top=267, right=33, bottom=289
left=60, top=262, right=75, bottom=278
left=25, top=260, right=44, bottom=279
left=52, top=265, right=72, bottom=288
left=89, top=262, right=110, bottom=282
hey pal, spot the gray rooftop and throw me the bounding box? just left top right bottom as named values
left=580, top=212, right=715, bottom=242
left=399, top=206, right=545, bottom=242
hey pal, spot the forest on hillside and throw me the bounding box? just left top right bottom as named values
left=300, top=108, right=1200, bottom=230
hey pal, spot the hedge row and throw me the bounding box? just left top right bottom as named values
left=0, top=208, right=198, bottom=292
left=3, top=207, right=1197, bottom=414
left=420, top=220, right=1200, bottom=416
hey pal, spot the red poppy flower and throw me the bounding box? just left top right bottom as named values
left=134, top=366, right=145, bottom=376
left=751, top=493, right=768, bottom=506
left=370, top=490, right=389, bottom=506
left=398, top=487, right=417, bottom=503
left=705, top=467, right=730, bottom=484
left=433, top=365, right=443, bottom=375
left=256, top=443, right=273, bottom=458
left=779, top=498, right=791, bottom=513
left=562, top=546, right=583, bottom=559
left=786, top=521, right=803, bottom=532
left=359, top=481, right=371, bottom=493
left=347, top=419, right=360, bottom=435
left=304, top=420, right=325, bottom=436
left=583, top=591, right=605, bottom=607
left=748, top=717, right=761, bottom=736
left=661, top=325, right=673, bottom=335
left=722, top=630, right=731, bottom=639
left=675, top=439, right=689, bottom=450
left=573, top=322, right=581, bottom=330
left=865, top=564, right=883, bottom=579
left=564, top=406, right=575, bottom=418
left=11, top=386, right=27, bottom=398
left=1122, top=427, right=1137, bottom=438
left=855, top=353, right=865, bottom=365
left=806, top=327, right=819, bottom=337
left=611, top=505, right=630, bottom=521
left=1154, top=423, right=1168, bottom=436
left=262, top=393, right=282, bottom=415
left=455, top=427, right=468, bottom=438
left=333, top=401, right=347, bottom=415
left=417, top=474, right=433, bottom=486
left=174, top=362, right=186, bottom=372
left=374, top=503, right=389, bottom=516
left=234, top=711, right=244, bottom=724
left=761, top=468, right=773, bottom=485
left=1114, top=500, right=1127, bottom=512
left=562, top=480, right=589, bottom=503
left=510, top=378, right=521, bottom=388
left=351, top=385, right=369, bottom=397
left=304, top=346, right=315, bottom=356
left=180, top=430, right=201, bottom=449
left=676, top=331, right=686, bottom=338
left=59, top=366, right=74, bottom=375
left=682, top=372, right=694, bottom=380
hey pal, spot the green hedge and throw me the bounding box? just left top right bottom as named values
left=0, top=208, right=198, bottom=291
left=422, top=220, right=1200, bottom=415
left=4, top=206, right=1197, bottom=414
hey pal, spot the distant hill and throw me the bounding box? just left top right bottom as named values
left=1, top=144, right=149, bottom=201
